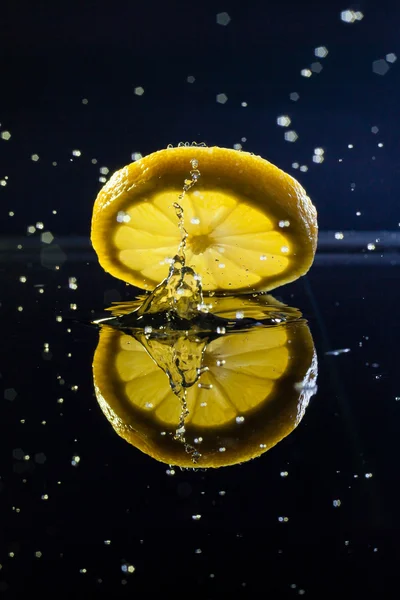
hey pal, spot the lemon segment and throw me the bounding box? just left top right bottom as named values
left=110, top=326, right=289, bottom=428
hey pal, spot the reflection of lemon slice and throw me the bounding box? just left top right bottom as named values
left=100, top=292, right=302, bottom=325
left=202, top=293, right=303, bottom=321
left=91, top=146, right=318, bottom=292
left=93, top=319, right=317, bottom=468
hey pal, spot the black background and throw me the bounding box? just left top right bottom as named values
left=1, top=0, right=400, bottom=597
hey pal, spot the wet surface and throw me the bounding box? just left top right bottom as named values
left=2, top=254, right=400, bottom=595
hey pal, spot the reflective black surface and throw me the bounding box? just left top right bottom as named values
left=2, top=256, right=400, bottom=595
left=1, top=0, right=400, bottom=596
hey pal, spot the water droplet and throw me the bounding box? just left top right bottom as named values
left=117, top=211, right=131, bottom=223
left=121, top=564, right=135, bottom=573
left=277, top=115, right=291, bottom=127
left=325, top=348, right=350, bottom=356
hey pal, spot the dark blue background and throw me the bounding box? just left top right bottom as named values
left=1, top=0, right=399, bottom=236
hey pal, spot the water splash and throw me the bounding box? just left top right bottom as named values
left=136, top=159, right=206, bottom=322
left=134, top=159, right=205, bottom=461
left=92, top=158, right=304, bottom=465
left=134, top=328, right=207, bottom=462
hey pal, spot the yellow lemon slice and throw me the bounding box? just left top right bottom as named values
left=91, top=146, right=318, bottom=292
left=93, top=316, right=317, bottom=468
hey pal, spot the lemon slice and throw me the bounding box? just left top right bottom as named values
left=91, top=146, right=318, bottom=292
left=93, top=316, right=317, bottom=468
